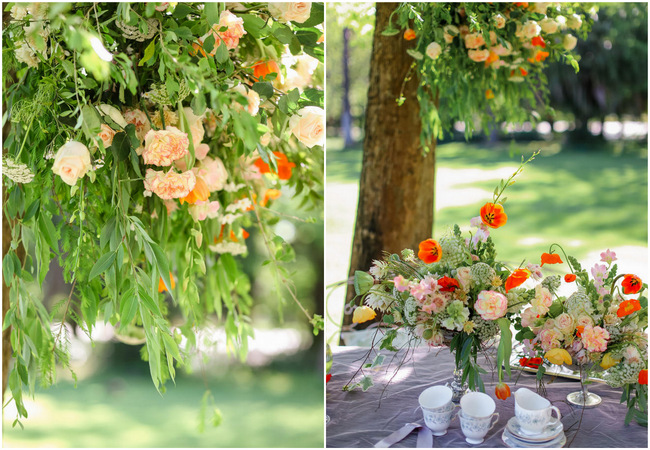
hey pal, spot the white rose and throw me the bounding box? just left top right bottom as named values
left=555, top=15, right=567, bottom=29
left=425, top=42, right=442, bottom=60
left=289, top=106, right=324, bottom=148
left=443, top=25, right=459, bottom=43
left=98, top=104, right=127, bottom=128
left=531, top=2, right=550, bottom=14
left=517, top=21, right=541, bottom=39
left=539, top=18, right=558, bottom=34
left=493, top=14, right=506, bottom=29
left=563, top=34, right=577, bottom=51
left=52, top=141, right=92, bottom=186
left=566, top=14, right=582, bottom=30
left=11, top=5, right=28, bottom=20
left=268, top=2, right=312, bottom=24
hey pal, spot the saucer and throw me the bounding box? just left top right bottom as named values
left=507, top=417, right=563, bottom=442
left=502, top=428, right=567, bottom=448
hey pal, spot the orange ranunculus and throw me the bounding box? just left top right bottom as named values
left=564, top=273, right=577, bottom=283
left=495, top=382, right=511, bottom=400
left=541, top=252, right=563, bottom=266
left=261, top=188, right=282, bottom=207
left=519, top=67, right=528, bottom=76
left=576, top=325, right=584, bottom=337
left=158, top=273, right=176, bottom=293
left=242, top=229, right=250, bottom=239
left=480, top=202, right=508, bottom=228
left=253, top=60, right=280, bottom=80
left=179, top=176, right=210, bottom=205
left=253, top=152, right=296, bottom=180
left=617, top=299, right=642, bottom=318
left=418, top=239, right=442, bottom=264
left=535, top=50, right=549, bottom=62
left=403, top=29, right=416, bottom=40
left=505, top=268, right=530, bottom=292
left=531, top=36, right=546, bottom=48
left=639, top=369, right=648, bottom=385
left=519, top=357, right=543, bottom=369
left=485, top=89, right=495, bottom=99
left=485, top=51, right=499, bottom=64
left=622, top=274, right=643, bottom=294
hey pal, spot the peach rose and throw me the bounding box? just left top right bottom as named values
left=516, top=21, right=541, bottom=39
left=539, top=328, right=563, bottom=352
left=289, top=106, right=324, bottom=148
left=520, top=307, right=538, bottom=329
left=581, top=325, right=609, bottom=353
left=123, top=109, right=151, bottom=142
left=142, top=127, right=189, bottom=166
left=97, top=124, right=116, bottom=148
left=493, top=14, right=506, bottom=29
left=456, top=266, right=472, bottom=291
left=555, top=313, right=575, bottom=334
left=531, top=2, right=550, bottom=14
left=195, top=143, right=210, bottom=160
left=268, top=2, right=312, bottom=23
left=426, top=42, right=442, bottom=60
left=492, top=41, right=513, bottom=56
left=531, top=285, right=553, bottom=316
left=576, top=314, right=594, bottom=328
left=193, top=156, right=228, bottom=192
left=52, top=141, right=92, bottom=186
left=464, top=32, right=485, bottom=49
left=231, top=84, right=260, bottom=116
left=474, top=290, right=508, bottom=320
left=468, top=49, right=490, bottom=62
left=143, top=168, right=196, bottom=199
left=216, top=10, right=246, bottom=49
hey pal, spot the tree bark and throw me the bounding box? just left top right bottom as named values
left=341, top=27, right=354, bottom=148
left=343, top=3, right=436, bottom=328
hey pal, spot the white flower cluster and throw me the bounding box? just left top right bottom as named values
left=2, top=158, right=35, bottom=184
left=603, top=361, right=645, bottom=388
left=208, top=241, right=247, bottom=256
left=115, top=18, right=159, bottom=42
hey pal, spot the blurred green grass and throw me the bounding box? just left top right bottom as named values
left=2, top=368, right=323, bottom=448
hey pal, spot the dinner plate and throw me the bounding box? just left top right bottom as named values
left=506, top=416, right=564, bottom=442
left=502, top=428, right=566, bottom=448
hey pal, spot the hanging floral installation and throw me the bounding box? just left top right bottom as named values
left=2, top=1, right=324, bottom=425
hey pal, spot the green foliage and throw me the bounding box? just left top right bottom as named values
left=2, top=1, right=323, bottom=425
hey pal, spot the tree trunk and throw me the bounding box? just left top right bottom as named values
left=342, top=3, right=436, bottom=328
left=341, top=27, right=354, bottom=148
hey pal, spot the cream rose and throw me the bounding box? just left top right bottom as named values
left=97, top=124, right=116, bottom=148
left=142, top=127, right=190, bottom=166
left=468, top=49, right=490, bottom=62
left=539, top=18, right=559, bottom=34
left=531, top=285, right=553, bottom=316
left=516, top=21, right=541, bottom=39
left=289, top=106, right=325, bottom=148
left=563, top=34, right=577, bottom=51
left=474, top=290, right=508, bottom=320
left=193, top=156, right=228, bottom=192
left=555, top=313, right=575, bottom=334
left=268, top=2, right=312, bottom=24
left=52, top=141, right=92, bottom=186
left=123, top=109, right=151, bottom=142
left=493, top=14, right=506, bottom=29
left=231, top=84, right=260, bottom=116
left=143, top=168, right=196, bottom=199
left=464, top=32, right=485, bottom=49
left=443, top=25, right=459, bottom=43
left=426, top=42, right=442, bottom=60
left=531, top=2, right=550, bottom=14
left=566, top=14, right=582, bottom=30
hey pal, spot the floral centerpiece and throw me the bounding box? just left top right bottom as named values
left=347, top=154, right=539, bottom=399
left=515, top=248, right=648, bottom=425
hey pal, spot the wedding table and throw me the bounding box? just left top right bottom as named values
left=326, top=346, right=649, bottom=448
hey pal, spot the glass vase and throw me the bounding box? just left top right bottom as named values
left=449, top=367, right=470, bottom=403
left=566, top=365, right=602, bottom=408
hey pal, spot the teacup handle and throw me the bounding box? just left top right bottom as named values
left=549, top=406, right=562, bottom=426
left=488, top=413, right=500, bottom=431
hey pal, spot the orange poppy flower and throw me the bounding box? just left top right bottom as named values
left=418, top=239, right=442, bottom=264
left=403, top=29, right=416, bottom=41
left=242, top=229, right=250, bottom=239
left=617, top=299, right=641, bottom=318
left=254, top=152, right=296, bottom=180
left=158, top=273, right=176, bottom=293
left=261, top=188, right=282, bottom=206
left=564, top=273, right=577, bottom=283
left=505, top=268, right=530, bottom=292
left=485, top=89, right=495, bottom=99
left=639, top=369, right=648, bottom=385
left=480, top=202, right=508, bottom=228
left=622, top=274, right=643, bottom=294
left=576, top=325, right=584, bottom=337
left=515, top=2, right=528, bottom=6
left=495, top=382, right=511, bottom=400
left=485, top=51, right=499, bottom=64
left=253, top=60, right=280, bottom=80
left=519, top=67, right=528, bottom=76
left=531, top=36, right=546, bottom=48
left=179, top=176, right=210, bottom=205
left=438, top=276, right=460, bottom=292
left=541, top=252, right=563, bottom=266
left=535, top=51, right=549, bottom=62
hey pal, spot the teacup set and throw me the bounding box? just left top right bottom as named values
left=418, top=386, right=566, bottom=447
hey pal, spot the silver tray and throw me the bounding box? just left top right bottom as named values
left=510, top=344, right=606, bottom=383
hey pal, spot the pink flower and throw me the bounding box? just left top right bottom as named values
left=393, top=275, right=410, bottom=292
left=193, top=156, right=228, bottom=192
left=410, top=281, right=433, bottom=301
left=123, top=109, right=151, bottom=141
left=600, top=249, right=617, bottom=264
left=538, top=328, right=563, bottom=352
left=97, top=124, right=116, bottom=148
left=581, top=325, right=610, bottom=353
left=143, top=169, right=196, bottom=199
left=421, top=293, right=448, bottom=314
left=474, top=290, right=508, bottom=320
left=526, top=263, right=543, bottom=281
left=142, top=127, right=189, bottom=166
left=591, top=263, right=607, bottom=281
left=468, top=49, right=490, bottom=62
left=195, top=143, right=210, bottom=160
left=188, top=200, right=221, bottom=221
left=520, top=307, right=537, bottom=328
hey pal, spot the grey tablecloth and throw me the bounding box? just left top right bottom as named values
left=326, top=346, right=649, bottom=448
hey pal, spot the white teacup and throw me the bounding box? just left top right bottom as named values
left=419, top=385, right=456, bottom=436
left=514, top=388, right=561, bottom=436
left=458, top=410, right=500, bottom=445
left=460, top=391, right=496, bottom=418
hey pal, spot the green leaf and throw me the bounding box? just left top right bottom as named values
left=119, top=289, right=138, bottom=328
left=109, top=131, right=131, bottom=161
left=23, top=198, right=40, bottom=222
left=353, top=271, right=374, bottom=295
left=497, top=317, right=512, bottom=379
left=89, top=251, right=116, bottom=281
left=296, top=2, right=324, bottom=27
left=204, top=2, right=219, bottom=25
left=172, top=3, right=192, bottom=18
left=215, top=42, right=229, bottom=64
left=38, top=214, right=58, bottom=252
left=241, top=14, right=268, bottom=39
left=139, top=40, right=156, bottom=67
left=360, top=375, right=374, bottom=391
left=272, top=23, right=294, bottom=44
left=81, top=104, right=101, bottom=140
left=406, top=49, right=424, bottom=60
left=252, top=82, right=274, bottom=101
left=3, top=253, right=15, bottom=287
left=381, top=28, right=400, bottom=36
left=149, top=242, right=172, bottom=298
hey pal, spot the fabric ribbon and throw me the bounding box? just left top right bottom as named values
left=374, top=422, right=433, bottom=448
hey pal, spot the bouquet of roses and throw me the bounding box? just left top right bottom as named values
left=349, top=154, right=539, bottom=398
left=515, top=248, right=648, bottom=425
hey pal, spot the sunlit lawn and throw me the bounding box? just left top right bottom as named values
left=325, top=136, right=648, bottom=342
left=2, top=368, right=323, bottom=448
